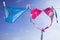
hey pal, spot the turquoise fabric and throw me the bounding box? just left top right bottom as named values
left=4, top=7, right=28, bottom=23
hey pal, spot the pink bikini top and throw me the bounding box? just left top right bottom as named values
left=31, top=8, right=53, bottom=19
left=30, top=7, right=55, bottom=32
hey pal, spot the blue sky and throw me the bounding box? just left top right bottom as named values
left=0, top=0, right=60, bottom=40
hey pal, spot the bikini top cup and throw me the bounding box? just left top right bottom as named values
left=30, top=7, right=58, bottom=32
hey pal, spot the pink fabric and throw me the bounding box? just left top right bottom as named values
left=44, top=8, right=52, bottom=16
left=31, top=8, right=41, bottom=19
left=31, top=8, right=52, bottom=19
left=30, top=8, right=53, bottom=31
